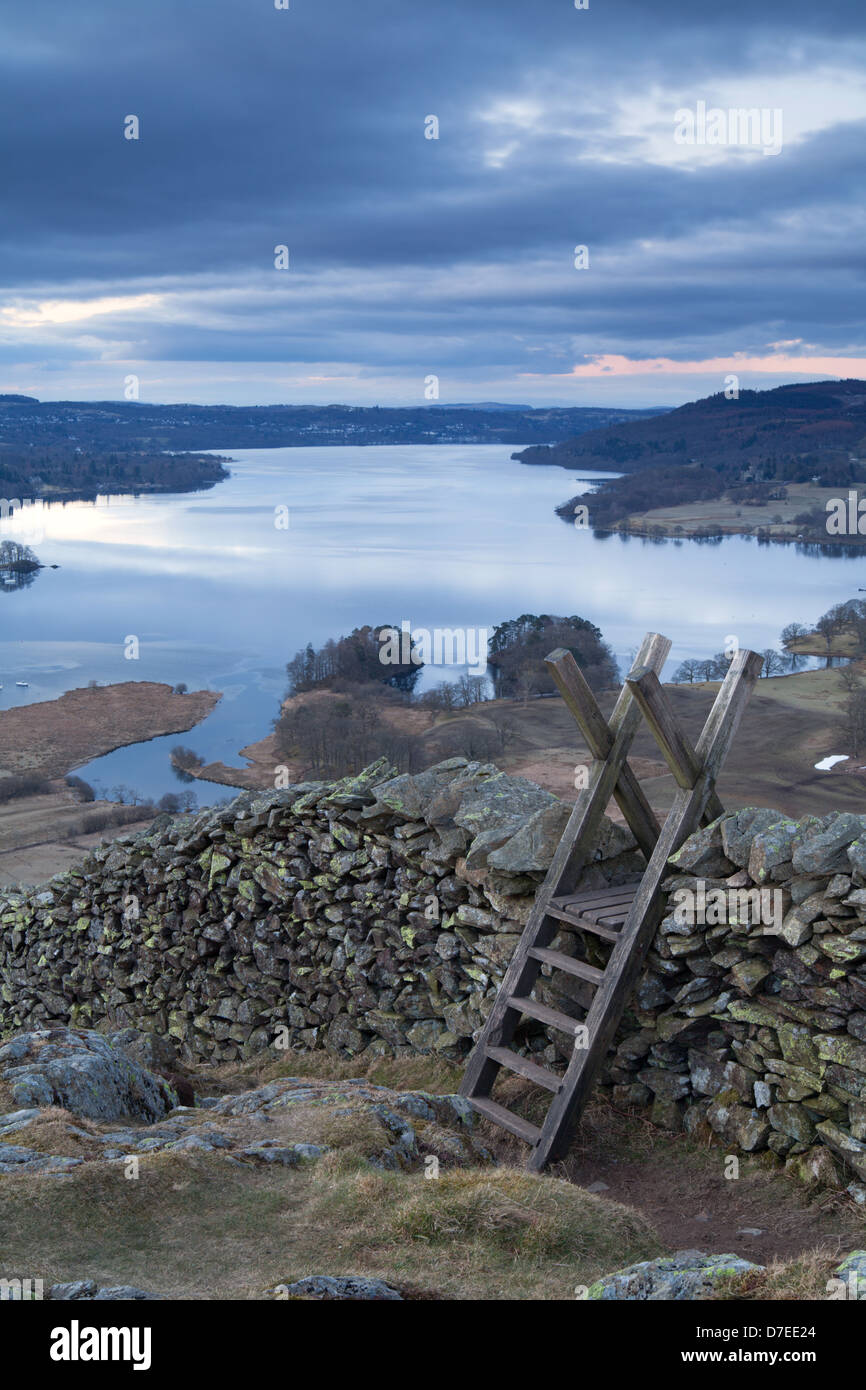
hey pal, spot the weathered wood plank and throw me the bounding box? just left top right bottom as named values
left=545, top=903, right=621, bottom=940
left=507, top=994, right=586, bottom=1037
left=467, top=1097, right=542, bottom=1145
left=485, top=1046, right=563, bottom=1092
left=625, top=666, right=725, bottom=821
left=528, top=946, right=605, bottom=985
left=545, top=648, right=662, bottom=861
left=554, top=887, right=640, bottom=910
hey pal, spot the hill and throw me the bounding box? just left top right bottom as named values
left=514, top=380, right=866, bottom=539
left=516, top=379, right=866, bottom=475
left=0, top=397, right=664, bottom=455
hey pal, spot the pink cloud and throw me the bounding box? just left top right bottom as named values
left=522, top=353, right=866, bottom=379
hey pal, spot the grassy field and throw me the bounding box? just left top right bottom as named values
left=617, top=481, right=845, bottom=542
left=464, top=665, right=866, bottom=821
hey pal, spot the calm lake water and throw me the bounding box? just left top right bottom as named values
left=0, top=443, right=862, bottom=804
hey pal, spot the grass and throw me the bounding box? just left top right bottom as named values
left=0, top=1143, right=662, bottom=1300
left=720, top=1251, right=844, bottom=1301
left=192, top=1047, right=465, bottom=1098
left=301, top=1159, right=662, bottom=1299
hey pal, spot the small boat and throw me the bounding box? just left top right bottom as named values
left=15, top=681, right=29, bottom=687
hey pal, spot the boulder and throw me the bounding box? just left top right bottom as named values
left=268, top=1275, right=403, bottom=1300
left=587, top=1250, right=761, bottom=1300
left=0, top=1028, right=174, bottom=1123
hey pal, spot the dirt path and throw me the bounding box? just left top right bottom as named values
left=483, top=1085, right=865, bottom=1268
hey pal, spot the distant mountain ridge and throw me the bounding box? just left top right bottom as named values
left=515, top=379, right=866, bottom=474
left=0, top=398, right=664, bottom=453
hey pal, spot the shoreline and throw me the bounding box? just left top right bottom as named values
left=0, top=680, right=222, bottom=784
left=0, top=681, right=223, bottom=886
left=556, top=479, right=866, bottom=548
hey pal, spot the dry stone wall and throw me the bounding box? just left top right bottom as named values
left=5, top=758, right=866, bottom=1186
left=0, top=757, right=641, bottom=1066
left=627, top=806, right=866, bottom=1190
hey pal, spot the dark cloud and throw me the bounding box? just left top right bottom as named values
left=0, top=0, right=863, bottom=403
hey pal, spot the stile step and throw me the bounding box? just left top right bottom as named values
left=546, top=903, right=621, bottom=941
left=528, top=946, right=604, bottom=986
left=465, top=1095, right=542, bottom=1146
left=486, top=1045, right=562, bottom=1093
left=507, top=994, right=585, bottom=1037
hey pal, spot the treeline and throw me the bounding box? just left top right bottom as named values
left=0, top=398, right=660, bottom=453
left=286, top=625, right=423, bottom=695
left=0, top=772, right=199, bottom=831
left=669, top=600, right=866, bottom=689
left=556, top=463, right=726, bottom=532
left=0, top=445, right=228, bottom=500
left=672, top=648, right=795, bottom=683
left=276, top=611, right=618, bottom=778
left=520, top=380, right=866, bottom=476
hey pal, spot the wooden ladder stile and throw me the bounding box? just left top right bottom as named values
left=458, top=631, right=670, bottom=1137
left=458, top=635, right=763, bottom=1171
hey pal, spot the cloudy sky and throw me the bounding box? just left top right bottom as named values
left=1, top=0, right=864, bottom=407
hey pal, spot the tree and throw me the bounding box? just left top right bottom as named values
left=779, top=622, right=809, bottom=671
left=673, top=659, right=702, bottom=684
left=488, top=613, right=618, bottom=698
left=709, top=651, right=733, bottom=679
left=515, top=661, right=541, bottom=704
left=816, top=604, right=851, bottom=663
left=760, top=649, right=786, bottom=678
left=0, top=540, right=39, bottom=572
left=417, top=681, right=457, bottom=711
left=454, top=674, right=489, bottom=707
left=65, top=775, right=95, bottom=803
left=840, top=663, right=861, bottom=694
left=171, top=745, right=205, bottom=782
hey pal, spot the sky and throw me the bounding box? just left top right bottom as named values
left=1, top=0, right=865, bottom=408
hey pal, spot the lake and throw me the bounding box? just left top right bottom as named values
left=0, top=443, right=862, bottom=804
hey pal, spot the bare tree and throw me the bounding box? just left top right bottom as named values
left=515, top=661, right=540, bottom=705
left=760, top=649, right=785, bottom=678
left=779, top=622, right=809, bottom=671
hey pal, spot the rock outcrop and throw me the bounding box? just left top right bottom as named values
left=0, top=1027, right=176, bottom=1123
left=587, top=1249, right=761, bottom=1300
